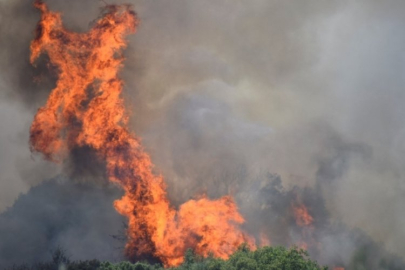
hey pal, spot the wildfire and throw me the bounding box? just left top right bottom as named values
left=29, top=0, right=254, bottom=267
left=297, top=242, right=308, bottom=250
left=259, top=232, right=271, bottom=247
left=293, top=203, right=314, bottom=227
left=292, top=202, right=316, bottom=251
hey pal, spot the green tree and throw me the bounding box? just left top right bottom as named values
left=8, top=245, right=327, bottom=270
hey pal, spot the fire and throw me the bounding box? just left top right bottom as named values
left=297, top=242, right=308, bottom=250
left=29, top=0, right=254, bottom=267
left=333, top=267, right=345, bottom=270
left=293, top=203, right=314, bottom=227
left=292, top=202, right=315, bottom=251
left=259, top=232, right=271, bottom=247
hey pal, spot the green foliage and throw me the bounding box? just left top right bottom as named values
left=99, top=261, right=161, bottom=270
left=225, top=245, right=326, bottom=270
left=169, top=246, right=326, bottom=270
left=7, top=245, right=327, bottom=270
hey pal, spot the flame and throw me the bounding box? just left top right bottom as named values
left=293, top=203, right=314, bottom=227
left=29, top=1, right=254, bottom=267
left=292, top=202, right=315, bottom=251
left=297, top=242, right=308, bottom=250
left=259, top=232, right=271, bottom=247
left=333, top=267, right=345, bottom=270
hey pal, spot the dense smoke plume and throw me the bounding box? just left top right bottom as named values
left=1, top=0, right=405, bottom=269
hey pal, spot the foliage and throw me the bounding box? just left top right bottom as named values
left=6, top=245, right=327, bottom=270
left=166, top=245, right=327, bottom=270
left=99, top=261, right=162, bottom=270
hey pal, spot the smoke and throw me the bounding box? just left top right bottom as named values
left=0, top=177, right=125, bottom=269
left=1, top=0, right=405, bottom=268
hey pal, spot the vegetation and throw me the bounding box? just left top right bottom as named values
left=7, top=245, right=327, bottom=270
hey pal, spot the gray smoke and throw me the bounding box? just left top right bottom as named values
left=0, top=177, right=125, bottom=269
left=1, top=0, right=405, bottom=269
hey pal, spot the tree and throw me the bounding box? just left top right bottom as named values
left=8, top=245, right=327, bottom=270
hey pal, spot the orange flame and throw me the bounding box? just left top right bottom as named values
left=297, top=242, right=308, bottom=250
left=29, top=1, right=254, bottom=267
left=293, top=203, right=314, bottom=227
left=333, top=267, right=345, bottom=270
left=259, top=232, right=271, bottom=247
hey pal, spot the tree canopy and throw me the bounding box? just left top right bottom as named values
left=8, top=245, right=327, bottom=270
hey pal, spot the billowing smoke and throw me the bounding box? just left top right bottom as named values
left=1, top=0, right=405, bottom=269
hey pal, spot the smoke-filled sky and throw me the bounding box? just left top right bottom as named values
left=1, top=0, right=405, bottom=263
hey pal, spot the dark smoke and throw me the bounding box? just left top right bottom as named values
left=0, top=177, right=125, bottom=269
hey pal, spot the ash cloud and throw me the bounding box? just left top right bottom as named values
left=1, top=0, right=405, bottom=268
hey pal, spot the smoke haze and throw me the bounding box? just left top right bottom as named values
left=1, top=0, right=405, bottom=268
